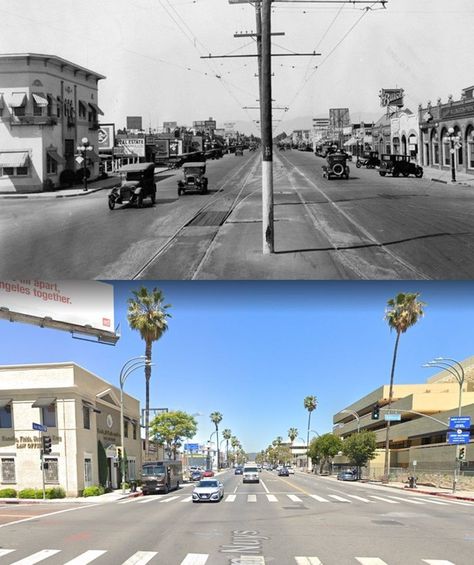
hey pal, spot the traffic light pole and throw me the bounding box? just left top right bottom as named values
left=40, top=438, right=46, bottom=500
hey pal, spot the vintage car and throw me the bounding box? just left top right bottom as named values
left=356, top=151, right=380, bottom=169
left=322, top=151, right=350, bottom=180
left=108, top=162, right=156, bottom=210
left=177, top=162, right=208, bottom=195
left=235, top=146, right=243, bottom=156
left=379, top=154, right=423, bottom=178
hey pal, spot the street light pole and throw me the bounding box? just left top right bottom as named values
left=76, top=136, right=92, bottom=191
left=341, top=409, right=361, bottom=433
left=445, top=127, right=460, bottom=183
left=207, top=431, right=217, bottom=471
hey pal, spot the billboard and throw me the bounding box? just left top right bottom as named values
left=126, top=116, right=142, bottom=130
left=169, top=139, right=183, bottom=156
left=329, top=108, right=351, bottom=130
left=379, top=88, right=404, bottom=108
left=116, top=137, right=145, bottom=157
left=0, top=281, right=118, bottom=343
left=191, top=136, right=203, bottom=152
left=155, top=139, right=169, bottom=159
left=98, top=124, right=115, bottom=151
left=163, top=121, right=177, bottom=131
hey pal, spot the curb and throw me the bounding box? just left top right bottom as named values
left=365, top=481, right=474, bottom=502
left=0, top=490, right=143, bottom=504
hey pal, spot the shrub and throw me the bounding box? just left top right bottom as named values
left=0, top=488, right=17, bottom=498
left=18, top=488, right=42, bottom=499
left=45, top=487, right=66, bottom=499
left=82, top=485, right=105, bottom=497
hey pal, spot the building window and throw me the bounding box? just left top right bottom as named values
left=16, top=167, right=28, bottom=176
left=12, top=106, right=25, bottom=117
left=467, top=129, right=474, bottom=170
left=1, top=166, right=29, bottom=177
left=1, top=458, right=16, bottom=483
left=0, top=404, right=12, bottom=428
left=84, top=458, right=93, bottom=487
left=83, top=405, right=90, bottom=429
left=128, top=458, right=136, bottom=481
left=33, top=101, right=43, bottom=117
left=42, top=404, right=56, bottom=428
left=124, top=420, right=129, bottom=439
left=56, top=97, right=61, bottom=118
left=44, top=458, right=58, bottom=483
left=46, top=154, right=57, bottom=175
left=2, top=167, right=14, bottom=176
left=133, top=423, right=137, bottom=440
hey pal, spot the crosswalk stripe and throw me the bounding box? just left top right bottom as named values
left=413, top=498, right=449, bottom=506
left=386, top=496, right=424, bottom=505
left=121, top=551, right=158, bottom=565
left=118, top=499, right=136, bottom=504
left=63, top=550, right=107, bottom=564
left=346, top=495, right=374, bottom=503
left=295, top=557, right=323, bottom=564
left=10, top=549, right=61, bottom=564
left=309, top=494, right=329, bottom=502
left=266, top=494, right=278, bottom=502
left=181, top=496, right=192, bottom=502
left=355, top=558, right=388, bottom=565
left=288, top=494, right=302, bottom=502
left=225, top=494, right=236, bottom=502
left=180, top=554, right=209, bottom=565
left=248, top=494, right=257, bottom=503
left=328, top=495, right=350, bottom=502
left=160, top=496, right=179, bottom=503
left=422, top=560, right=456, bottom=564
left=369, top=496, right=399, bottom=504
left=137, top=497, right=156, bottom=504
left=0, top=550, right=15, bottom=557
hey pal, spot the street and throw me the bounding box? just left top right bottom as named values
left=1, top=470, right=473, bottom=564
left=2, top=149, right=474, bottom=279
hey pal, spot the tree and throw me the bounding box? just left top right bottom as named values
left=342, top=431, right=377, bottom=478
left=149, top=411, right=197, bottom=460
left=210, top=412, right=223, bottom=469
left=304, top=395, right=318, bottom=469
left=222, top=428, right=232, bottom=468
left=308, top=433, right=343, bottom=474
left=127, top=287, right=171, bottom=459
left=288, top=428, right=298, bottom=443
left=383, top=292, right=425, bottom=480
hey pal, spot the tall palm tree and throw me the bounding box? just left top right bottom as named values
left=383, top=292, right=425, bottom=481
left=304, top=395, right=318, bottom=470
left=127, top=287, right=171, bottom=459
left=210, top=411, right=223, bottom=469
left=288, top=427, right=298, bottom=443
left=222, top=428, right=232, bottom=468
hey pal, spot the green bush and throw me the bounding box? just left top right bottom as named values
left=0, top=488, right=17, bottom=498
left=18, top=488, right=43, bottom=499
left=45, top=487, right=66, bottom=499
left=82, top=485, right=105, bottom=497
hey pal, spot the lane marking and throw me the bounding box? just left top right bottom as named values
left=180, top=554, right=209, bottom=565
left=266, top=494, right=278, bottom=502
left=121, top=551, right=159, bottom=565
left=159, top=496, right=179, bottom=503
left=0, top=550, right=15, bottom=557
left=10, top=549, right=61, bottom=564
left=260, top=479, right=270, bottom=493
left=385, top=496, right=424, bottom=505
left=328, top=495, right=350, bottom=503
left=355, top=559, right=389, bottom=565
left=346, top=494, right=374, bottom=503
left=247, top=494, right=257, bottom=503
left=181, top=496, right=192, bottom=502
left=413, top=498, right=449, bottom=506
left=63, top=550, right=107, bottom=564
left=225, top=494, right=236, bottom=502
left=369, top=496, right=399, bottom=504
left=288, top=494, right=302, bottom=502
left=309, top=494, right=329, bottom=503
left=295, top=558, right=323, bottom=565
left=422, top=561, right=456, bottom=565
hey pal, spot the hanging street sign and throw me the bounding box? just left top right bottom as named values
left=449, top=416, right=471, bottom=430
left=32, top=422, right=47, bottom=432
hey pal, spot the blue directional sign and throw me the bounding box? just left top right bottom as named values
left=449, top=416, right=471, bottom=430
left=32, top=422, right=47, bottom=432
left=185, top=443, right=199, bottom=452
left=447, top=431, right=470, bottom=444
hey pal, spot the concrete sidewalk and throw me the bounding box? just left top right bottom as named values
left=367, top=479, right=474, bottom=502
left=422, top=164, right=474, bottom=187
left=0, top=488, right=142, bottom=504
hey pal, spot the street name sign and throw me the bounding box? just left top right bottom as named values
left=447, top=431, right=470, bottom=444
left=32, top=422, right=47, bottom=432
left=449, top=416, right=471, bottom=430
left=384, top=413, right=401, bottom=421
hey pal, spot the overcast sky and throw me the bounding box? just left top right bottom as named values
left=1, top=0, right=472, bottom=136
left=2, top=281, right=474, bottom=452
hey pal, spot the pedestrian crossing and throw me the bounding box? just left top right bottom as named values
left=0, top=549, right=458, bottom=564
left=117, top=492, right=473, bottom=507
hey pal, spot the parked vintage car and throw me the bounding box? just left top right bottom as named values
left=322, top=151, right=350, bottom=180
left=108, top=162, right=156, bottom=210
left=177, top=162, right=208, bottom=195
left=356, top=151, right=380, bottom=169
left=378, top=154, right=423, bottom=178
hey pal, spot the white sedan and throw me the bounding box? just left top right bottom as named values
left=192, top=479, right=224, bottom=503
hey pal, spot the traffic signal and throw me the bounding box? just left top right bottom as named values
left=117, top=447, right=122, bottom=460
left=459, top=447, right=466, bottom=461
left=371, top=404, right=380, bottom=420
left=42, top=435, right=52, bottom=454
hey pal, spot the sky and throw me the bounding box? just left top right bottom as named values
left=1, top=1, right=473, bottom=136
left=2, top=281, right=474, bottom=453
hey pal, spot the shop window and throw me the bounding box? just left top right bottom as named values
left=84, top=458, right=92, bottom=487
left=42, top=404, right=56, bottom=428
left=0, top=404, right=12, bottom=428
left=2, top=167, right=14, bottom=176
left=124, top=420, right=129, bottom=439
left=47, top=154, right=57, bottom=175
left=13, top=106, right=25, bottom=117
left=83, top=405, right=90, bottom=429
left=16, top=167, right=28, bottom=176
left=33, top=101, right=43, bottom=117
left=44, top=458, right=59, bottom=483
left=468, top=136, right=474, bottom=169
left=1, top=458, right=16, bottom=483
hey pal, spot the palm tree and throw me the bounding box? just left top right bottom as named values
left=304, top=395, right=318, bottom=470
left=383, top=292, right=425, bottom=481
left=210, top=411, right=223, bottom=469
left=127, top=287, right=171, bottom=459
left=288, top=427, right=298, bottom=443
left=222, top=428, right=232, bottom=468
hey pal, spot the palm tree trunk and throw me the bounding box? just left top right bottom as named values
left=216, top=427, right=219, bottom=470
left=144, top=341, right=152, bottom=460
left=383, top=330, right=401, bottom=482
left=306, top=412, right=311, bottom=471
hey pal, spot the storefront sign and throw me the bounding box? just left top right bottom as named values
left=98, top=124, right=115, bottom=151
left=441, top=101, right=474, bottom=120
left=380, top=88, right=404, bottom=107
left=116, top=138, right=145, bottom=157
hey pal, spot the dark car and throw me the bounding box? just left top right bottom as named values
left=177, top=162, right=208, bottom=195
left=190, top=470, right=202, bottom=481
left=234, top=466, right=243, bottom=475
left=322, top=151, right=350, bottom=180
left=378, top=154, right=423, bottom=178
left=108, top=162, right=156, bottom=209
left=278, top=466, right=290, bottom=477
left=337, top=470, right=358, bottom=481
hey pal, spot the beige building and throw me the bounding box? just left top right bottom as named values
left=333, top=357, right=474, bottom=482
left=0, top=53, right=105, bottom=193
left=0, top=363, right=141, bottom=496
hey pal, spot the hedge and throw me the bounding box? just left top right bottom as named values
left=82, top=485, right=105, bottom=497
left=0, top=488, right=17, bottom=498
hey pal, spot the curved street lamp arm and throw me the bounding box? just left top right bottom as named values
left=423, top=362, right=463, bottom=385
left=434, top=357, right=465, bottom=382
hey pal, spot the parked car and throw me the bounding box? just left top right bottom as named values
left=108, top=162, right=157, bottom=210
left=378, top=154, right=423, bottom=178
left=337, top=470, right=358, bottom=481
left=192, top=479, right=224, bottom=503
left=177, top=162, right=208, bottom=195
left=356, top=151, right=380, bottom=169
left=287, top=466, right=295, bottom=475
left=278, top=467, right=290, bottom=477
left=202, top=469, right=215, bottom=478
left=190, top=470, right=202, bottom=481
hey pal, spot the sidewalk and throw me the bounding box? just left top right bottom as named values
left=0, top=167, right=171, bottom=199
left=0, top=488, right=143, bottom=505
left=362, top=478, right=474, bottom=502
left=422, top=164, right=474, bottom=187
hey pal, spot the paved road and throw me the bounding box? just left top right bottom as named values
left=1, top=471, right=473, bottom=564
left=2, top=149, right=474, bottom=279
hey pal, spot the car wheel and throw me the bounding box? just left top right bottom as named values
left=356, top=161, right=361, bottom=168
left=150, top=192, right=156, bottom=205
left=402, top=172, right=409, bottom=177
left=415, top=168, right=423, bottom=178
left=108, top=197, right=115, bottom=210
left=379, top=171, right=386, bottom=176
left=136, top=193, right=144, bottom=208
left=392, top=171, right=400, bottom=177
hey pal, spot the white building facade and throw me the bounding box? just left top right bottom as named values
left=0, top=53, right=105, bottom=193
left=0, top=363, right=141, bottom=496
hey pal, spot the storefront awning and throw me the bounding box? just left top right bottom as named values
left=0, top=398, right=12, bottom=409
left=32, top=92, right=48, bottom=107
left=9, top=92, right=27, bottom=108
left=32, top=397, right=56, bottom=408
left=47, top=148, right=65, bottom=165
left=82, top=399, right=101, bottom=414
left=0, top=151, right=29, bottom=168
left=88, top=102, right=104, bottom=116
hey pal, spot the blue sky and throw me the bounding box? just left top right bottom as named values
left=2, top=281, right=474, bottom=452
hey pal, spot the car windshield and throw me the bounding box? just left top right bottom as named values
left=185, top=168, right=202, bottom=175
left=125, top=171, right=145, bottom=181
left=142, top=465, right=165, bottom=476
left=198, top=481, right=218, bottom=488
left=244, top=467, right=258, bottom=473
